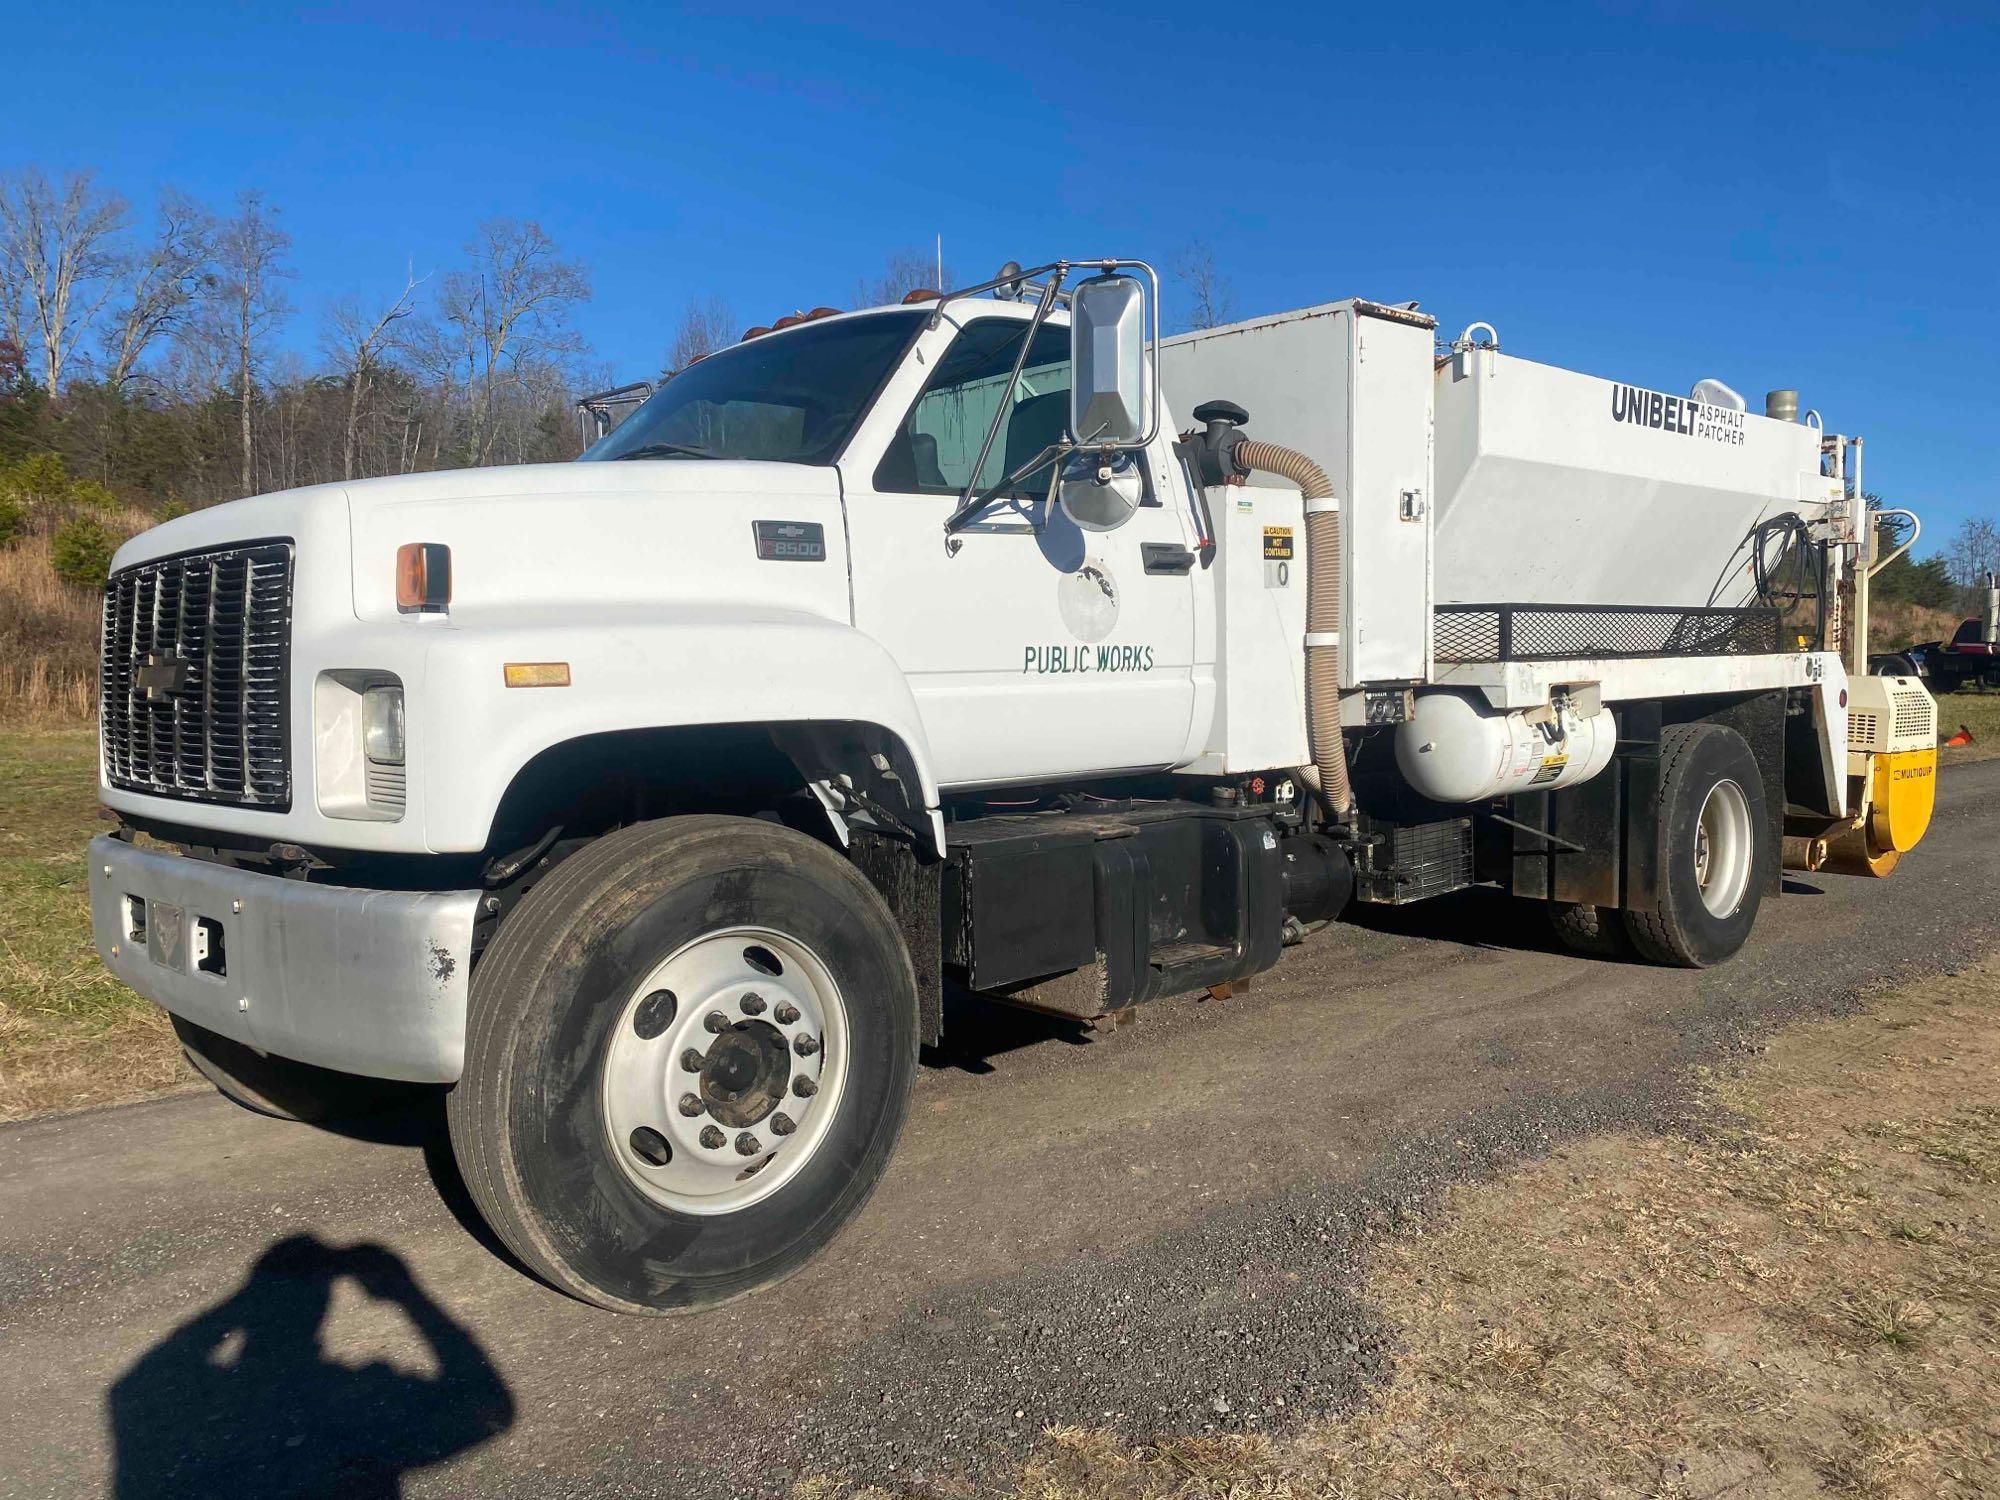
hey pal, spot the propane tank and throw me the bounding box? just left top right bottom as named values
left=1395, top=691, right=1618, bottom=803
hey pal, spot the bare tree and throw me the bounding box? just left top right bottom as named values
left=434, top=218, right=589, bottom=464
left=855, top=247, right=953, bottom=309
left=103, top=190, right=214, bottom=390
left=212, top=192, right=293, bottom=494
left=1948, top=516, right=2000, bottom=587
left=0, top=168, right=128, bottom=392
left=1169, top=241, right=1236, bottom=332
left=324, top=265, right=425, bottom=480
left=665, top=294, right=735, bottom=374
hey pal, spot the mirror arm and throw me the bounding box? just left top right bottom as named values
left=925, top=259, right=1069, bottom=331
left=944, top=273, right=1066, bottom=544
left=943, top=442, right=1068, bottom=538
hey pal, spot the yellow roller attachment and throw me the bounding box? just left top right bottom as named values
left=1875, top=747, right=1938, bottom=851
left=1824, top=747, right=1937, bottom=878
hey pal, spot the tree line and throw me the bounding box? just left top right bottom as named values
left=0, top=168, right=608, bottom=508
left=1, top=166, right=1985, bottom=595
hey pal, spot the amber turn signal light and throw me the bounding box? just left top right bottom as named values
left=503, top=662, right=571, bottom=689
left=396, top=543, right=451, bottom=612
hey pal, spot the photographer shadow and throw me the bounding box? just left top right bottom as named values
left=107, top=1234, right=514, bottom=1499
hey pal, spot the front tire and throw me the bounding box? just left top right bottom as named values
left=1623, top=723, right=1770, bottom=967
left=447, top=816, right=919, bottom=1314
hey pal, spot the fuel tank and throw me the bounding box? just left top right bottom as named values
left=1395, top=690, right=1617, bottom=803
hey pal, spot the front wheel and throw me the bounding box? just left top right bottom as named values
left=1623, top=723, right=1771, bottom=967
left=447, top=816, right=918, bottom=1314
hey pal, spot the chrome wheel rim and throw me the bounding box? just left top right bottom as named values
left=1693, top=778, right=1753, bottom=918
left=601, top=926, right=848, bottom=1216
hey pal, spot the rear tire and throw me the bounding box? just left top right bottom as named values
left=447, top=816, right=918, bottom=1315
left=1622, top=723, right=1770, bottom=968
left=173, top=1015, right=424, bottom=1123
left=1547, top=901, right=1634, bottom=958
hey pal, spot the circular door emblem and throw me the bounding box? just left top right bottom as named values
left=1057, top=558, right=1119, bottom=643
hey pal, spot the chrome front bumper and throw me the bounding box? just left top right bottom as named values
left=87, top=835, right=480, bottom=1083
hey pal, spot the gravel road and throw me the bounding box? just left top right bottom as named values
left=4, top=758, right=1997, bottom=1499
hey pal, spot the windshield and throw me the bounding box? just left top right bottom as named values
left=582, top=310, right=924, bottom=466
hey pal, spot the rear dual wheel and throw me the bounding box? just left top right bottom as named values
left=1623, top=723, right=1769, bottom=967
left=448, top=816, right=918, bottom=1314
left=1544, top=723, right=1770, bottom=968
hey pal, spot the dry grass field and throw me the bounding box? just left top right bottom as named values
left=0, top=531, right=104, bottom=721
left=0, top=728, right=186, bottom=1121
left=956, top=957, right=2000, bottom=1499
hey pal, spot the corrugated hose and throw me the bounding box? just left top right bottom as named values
left=1233, top=440, right=1351, bottom=819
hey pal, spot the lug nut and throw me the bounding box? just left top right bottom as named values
left=703, top=1010, right=730, bottom=1034
left=740, top=993, right=767, bottom=1016
left=734, top=1132, right=762, bottom=1156
left=770, top=1112, right=796, bottom=1137
left=792, top=1075, right=818, bottom=1098
left=699, top=1125, right=726, bottom=1149
left=793, top=1033, right=820, bottom=1057
left=681, top=1048, right=706, bottom=1073
left=773, top=1001, right=801, bottom=1025
left=677, top=1093, right=704, bottom=1117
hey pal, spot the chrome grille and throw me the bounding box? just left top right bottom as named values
left=100, top=540, right=294, bottom=809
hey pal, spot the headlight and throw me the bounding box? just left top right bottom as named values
left=362, top=684, right=406, bottom=765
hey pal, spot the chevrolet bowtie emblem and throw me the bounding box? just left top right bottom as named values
left=134, top=653, right=194, bottom=703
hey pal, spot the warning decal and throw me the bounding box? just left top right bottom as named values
left=1262, top=527, right=1295, bottom=561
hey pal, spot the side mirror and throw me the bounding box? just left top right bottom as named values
left=1069, top=272, right=1151, bottom=448
left=1058, top=451, right=1144, bottom=533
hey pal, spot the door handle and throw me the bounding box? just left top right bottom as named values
left=1141, top=542, right=1195, bottom=575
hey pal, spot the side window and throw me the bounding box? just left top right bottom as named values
left=874, top=320, right=1073, bottom=497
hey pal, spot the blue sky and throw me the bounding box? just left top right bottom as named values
left=6, top=1, right=1996, bottom=548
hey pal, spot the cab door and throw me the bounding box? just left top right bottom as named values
left=839, top=311, right=1198, bottom=790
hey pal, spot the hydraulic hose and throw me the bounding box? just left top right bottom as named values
left=1233, top=440, right=1352, bottom=818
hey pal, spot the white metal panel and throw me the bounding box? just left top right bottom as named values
left=1346, top=313, right=1434, bottom=681
left=1436, top=648, right=1844, bottom=708
left=1433, top=349, right=1833, bottom=609
left=1162, top=300, right=1436, bottom=686
left=1188, top=485, right=1309, bottom=774
left=1164, top=303, right=1356, bottom=489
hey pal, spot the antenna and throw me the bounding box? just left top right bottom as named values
left=936, top=234, right=943, bottom=291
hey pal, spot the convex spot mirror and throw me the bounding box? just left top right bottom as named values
left=1069, top=272, right=1149, bottom=448
left=1059, top=451, right=1144, bottom=533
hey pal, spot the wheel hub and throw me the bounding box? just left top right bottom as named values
left=601, top=927, right=847, bottom=1216
left=698, top=1020, right=789, bottom=1128
left=1692, top=778, right=1752, bottom=918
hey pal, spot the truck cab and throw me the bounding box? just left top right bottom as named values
left=89, top=258, right=1933, bottom=1314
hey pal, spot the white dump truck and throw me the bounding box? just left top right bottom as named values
left=88, top=259, right=1937, bottom=1313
